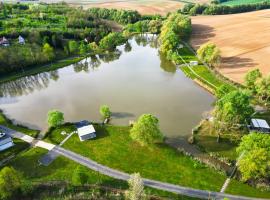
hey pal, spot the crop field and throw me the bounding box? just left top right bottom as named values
left=191, top=9, right=270, bottom=83
left=221, top=0, right=270, bottom=6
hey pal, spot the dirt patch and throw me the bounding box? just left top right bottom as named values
left=191, top=10, right=270, bottom=83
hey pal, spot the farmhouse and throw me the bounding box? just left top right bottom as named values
left=77, top=124, right=96, bottom=141
left=0, top=133, right=14, bottom=151
left=250, top=118, right=270, bottom=133
left=0, top=37, right=10, bottom=47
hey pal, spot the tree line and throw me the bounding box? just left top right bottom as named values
left=181, top=2, right=270, bottom=15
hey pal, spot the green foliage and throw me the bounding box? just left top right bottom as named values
left=124, top=19, right=162, bottom=34
left=159, top=13, right=191, bottom=61
left=180, top=2, right=270, bottom=15
left=130, top=114, right=164, bottom=146
left=197, top=42, right=221, bottom=67
left=244, top=69, right=262, bottom=92
left=237, top=133, right=270, bottom=181
left=214, top=90, right=254, bottom=130
left=125, top=173, right=146, bottom=200
left=42, top=43, right=55, bottom=61
left=255, top=75, right=270, bottom=103
left=88, top=8, right=141, bottom=24
left=0, top=167, right=21, bottom=200
left=99, top=32, right=126, bottom=51
left=71, top=166, right=88, bottom=186
left=215, top=84, right=231, bottom=99
left=99, top=105, right=111, bottom=119
left=68, top=40, right=79, bottom=54
left=47, top=109, right=64, bottom=127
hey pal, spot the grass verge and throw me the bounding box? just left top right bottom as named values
left=0, top=110, right=39, bottom=138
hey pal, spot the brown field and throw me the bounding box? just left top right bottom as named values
left=191, top=10, right=270, bottom=83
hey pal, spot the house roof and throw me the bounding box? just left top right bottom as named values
left=251, top=119, right=270, bottom=129
left=77, top=125, right=96, bottom=137
left=0, top=134, right=12, bottom=146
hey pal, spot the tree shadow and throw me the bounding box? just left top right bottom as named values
left=191, top=24, right=216, bottom=48
left=221, top=56, right=258, bottom=69
left=93, top=125, right=110, bottom=140
left=111, top=112, right=135, bottom=119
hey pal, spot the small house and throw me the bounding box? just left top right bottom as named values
left=190, top=61, right=198, bottom=66
left=18, top=35, right=25, bottom=45
left=77, top=124, right=96, bottom=141
left=0, top=37, right=10, bottom=47
left=250, top=118, right=270, bottom=133
left=0, top=133, right=14, bottom=151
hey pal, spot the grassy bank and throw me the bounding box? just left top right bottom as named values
left=0, top=110, right=39, bottom=138
left=178, top=46, right=236, bottom=94
left=0, top=56, right=85, bottom=84
left=45, top=124, right=270, bottom=198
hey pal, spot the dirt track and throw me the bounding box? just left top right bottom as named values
left=191, top=10, right=270, bottom=83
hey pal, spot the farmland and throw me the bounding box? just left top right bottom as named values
left=191, top=9, right=270, bottom=83
left=221, top=0, right=270, bottom=6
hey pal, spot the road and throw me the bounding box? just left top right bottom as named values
left=0, top=125, right=267, bottom=200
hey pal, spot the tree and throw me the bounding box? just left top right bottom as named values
left=214, top=90, right=254, bottom=131
left=237, top=133, right=270, bottom=181
left=79, top=43, right=88, bottom=55
left=47, top=110, right=64, bottom=127
left=99, top=32, right=126, bottom=51
left=68, top=40, right=78, bottom=54
left=130, top=114, right=163, bottom=146
left=42, top=43, right=55, bottom=61
left=99, top=105, right=111, bottom=119
left=71, top=166, right=88, bottom=186
left=244, top=69, right=262, bottom=92
left=197, top=42, right=221, bottom=67
left=255, top=75, right=270, bottom=103
left=0, top=167, right=21, bottom=200
left=125, top=173, right=146, bottom=200
left=215, top=84, right=231, bottom=99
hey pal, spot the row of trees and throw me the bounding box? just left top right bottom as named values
left=181, top=2, right=270, bottom=15
left=124, top=19, right=163, bottom=34
left=0, top=43, right=54, bottom=75
left=88, top=8, right=141, bottom=24
left=159, top=13, right=192, bottom=61
left=197, top=42, right=221, bottom=68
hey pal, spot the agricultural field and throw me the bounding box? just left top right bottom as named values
left=221, top=0, right=270, bottom=6
left=191, top=9, right=270, bottom=83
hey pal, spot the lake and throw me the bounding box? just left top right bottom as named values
left=0, top=34, right=214, bottom=138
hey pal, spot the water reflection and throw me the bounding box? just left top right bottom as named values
left=0, top=34, right=214, bottom=137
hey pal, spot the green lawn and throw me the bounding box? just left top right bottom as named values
left=44, top=124, right=270, bottom=197
left=4, top=147, right=198, bottom=200
left=182, top=65, right=236, bottom=93
left=0, top=139, right=30, bottom=161
left=44, top=124, right=77, bottom=145
left=194, top=120, right=242, bottom=161
left=0, top=111, right=39, bottom=138
left=222, top=0, right=270, bottom=6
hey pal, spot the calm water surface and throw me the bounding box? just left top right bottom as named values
left=0, top=35, right=214, bottom=138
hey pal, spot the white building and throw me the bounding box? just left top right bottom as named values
left=77, top=125, right=96, bottom=141
left=250, top=118, right=270, bottom=133
left=0, top=133, right=14, bottom=151
left=18, top=35, right=25, bottom=45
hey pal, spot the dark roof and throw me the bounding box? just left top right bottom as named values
left=75, top=120, right=90, bottom=128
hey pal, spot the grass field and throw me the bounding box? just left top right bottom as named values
left=222, top=0, right=270, bottom=6
left=5, top=147, right=198, bottom=200
left=44, top=124, right=270, bottom=198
